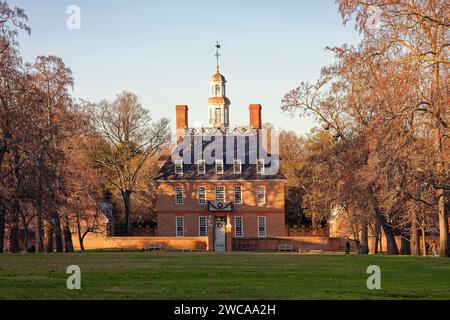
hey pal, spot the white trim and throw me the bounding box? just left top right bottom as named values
left=258, top=216, right=266, bottom=238
left=234, top=216, right=243, bottom=237
left=176, top=216, right=184, bottom=237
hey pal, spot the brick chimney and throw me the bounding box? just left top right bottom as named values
left=176, top=105, right=188, bottom=142
left=249, top=104, right=262, bottom=129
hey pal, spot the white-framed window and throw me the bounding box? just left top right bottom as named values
left=234, top=186, right=242, bottom=205
left=198, top=186, right=206, bottom=205
left=215, top=186, right=225, bottom=202
left=257, top=186, right=265, bottom=205
left=224, top=107, right=229, bottom=124
left=199, top=216, right=207, bottom=236
left=257, top=159, right=265, bottom=174
left=176, top=216, right=184, bottom=237
left=215, top=159, right=224, bottom=174
left=234, top=216, right=243, bottom=237
left=258, top=216, right=266, bottom=237
left=198, top=160, right=206, bottom=174
left=175, top=160, right=183, bottom=174
left=215, top=107, right=222, bottom=123
left=233, top=159, right=241, bottom=174
left=209, top=108, right=214, bottom=124
left=175, top=186, right=183, bottom=205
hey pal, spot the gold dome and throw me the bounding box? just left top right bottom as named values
left=211, top=68, right=226, bottom=82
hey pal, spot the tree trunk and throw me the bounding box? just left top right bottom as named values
left=360, top=220, right=369, bottom=254
left=23, top=223, right=29, bottom=253
left=78, top=234, right=85, bottom=252
left=122, top=190, right=132, bottom=236
left=0, top=203, right=4, bottom=253
left=369, top=186, right=399, bottom=255
left=411, top=216, right=420, bottom=256
left=46, top=222, right=54, bottom=253
left=35, top=210, right=45, bottom=252
left=421, top=228, right=427, bottom=257
left=10, top=201, right=20, bottom=253
left=374, top=208, right=399, bottom=255
left=380, top=231, right=383, bottom=253
left=438, top=189, right=448, bottom=257
left=432, top=61, right=448, bottom=258
left=63, top=220, right=74, bottom=253
left=400, top=235, right=411, bottom=255
left=53, top=213, right=63, bottom=252
left=10, top=220, right=20, bottom=253
left=373, top=221, right=380, bottom=254
left=75, top=211, right=84, bottom=252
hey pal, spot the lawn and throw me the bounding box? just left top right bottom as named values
left=0, top=252, right=449, bottom=300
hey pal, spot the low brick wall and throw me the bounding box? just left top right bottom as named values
left=72, top=233, right=445, bottom=254
left=286, top=227, right=329, bottom=237
left=233, top=237, right=340, bottom=252
left=72, top=233, right=209, bottom=251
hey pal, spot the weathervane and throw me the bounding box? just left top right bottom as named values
left=215, top=41, right=221, bottom=70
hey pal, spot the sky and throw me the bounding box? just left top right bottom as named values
left=9, top=0, right=361, bottom=135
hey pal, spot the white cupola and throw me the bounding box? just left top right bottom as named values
left=208, top=67, right=230, bottom=128
left=208, top=42, right=230, bottom=128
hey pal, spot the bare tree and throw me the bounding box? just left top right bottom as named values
left=338, top=0, right=449, bottom=256
left=88, top=92, right=170, bottom=235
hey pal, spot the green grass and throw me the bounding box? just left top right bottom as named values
left=0, top=252, right=449, bottom=300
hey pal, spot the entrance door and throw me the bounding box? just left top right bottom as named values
left=214, top=218, right=226, bottom=252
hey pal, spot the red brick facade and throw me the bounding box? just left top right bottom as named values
left=155, top=67, right=287, bottom=251
left=155, top=181, right=286, bottom=240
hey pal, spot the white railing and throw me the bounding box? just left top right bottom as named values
left=184, top=126, right=255, bottom=136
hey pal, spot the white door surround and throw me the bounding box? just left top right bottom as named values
left=214, top=217, right=226, bottom=252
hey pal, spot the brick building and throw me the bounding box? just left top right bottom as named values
left=155, top=59, right=287, bottom=251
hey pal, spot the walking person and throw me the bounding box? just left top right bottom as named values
left=345, top=239, right=351, bottom=255
left=431, top=241, right=437, bottom=257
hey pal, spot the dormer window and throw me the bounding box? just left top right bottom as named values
left=233, top=159, right=242, bottom=174
left=216, top=160, right=224, bottom=174
left=198, top=160, right=205, bottom=174
left=175, top=160, right=183, bottom=174
left=257, top=159, right=265, bottom=174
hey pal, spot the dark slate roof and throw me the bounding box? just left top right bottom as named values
left=156, top=134, right=286, bottom=181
